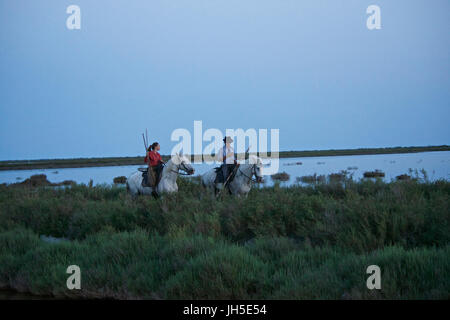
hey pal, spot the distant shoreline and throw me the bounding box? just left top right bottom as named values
left=0, top=145, right=448, bottom=171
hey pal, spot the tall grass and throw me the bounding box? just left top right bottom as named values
left=0, top=177, right=448, bottom=299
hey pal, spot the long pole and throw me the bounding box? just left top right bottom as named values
left=142, top=133, right=147, bottom=151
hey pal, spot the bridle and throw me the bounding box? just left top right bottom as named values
left=167, top=161, right=193, bottom=176
left=238, top=164, right=262, bottom=183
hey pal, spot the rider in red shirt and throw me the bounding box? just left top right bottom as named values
left=144, top=142, right=165, bottom=188
left=145, top=146, right=162, bottom=166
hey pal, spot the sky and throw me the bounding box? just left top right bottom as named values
left=0, top=0, right=449, bottom=160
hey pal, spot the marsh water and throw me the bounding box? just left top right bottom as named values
left=1, top=151, right=449, bottom=186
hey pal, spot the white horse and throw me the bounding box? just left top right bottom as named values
left=201, top=155, right=264, bottom=196
left=126, top=153, right=194, bottom=197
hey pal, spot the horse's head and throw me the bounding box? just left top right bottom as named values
left=171, top=152, right=195, bottom=175
left=249, top=155, right=264, bottom=183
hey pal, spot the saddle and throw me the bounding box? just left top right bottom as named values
left=214, top=166, right=224, bottom=183
left=214, top=164, right=237, bottom=185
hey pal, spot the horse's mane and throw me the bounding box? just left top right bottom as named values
left=248, top=155, right=263, bottom=165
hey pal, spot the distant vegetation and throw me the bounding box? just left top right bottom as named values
left=297, top=174, right=326, bottom=184
left=276, top=145, right=450, bottom=159
left=363, top=170, right=385, bottom=178
left=1, top=145, right=449, bottom=171
left=6, top=174, right=76, bottom=187
left=271, top=172, right=290, bottom=182
left=329, top=171, right=349, bottom=183
left=113, top=176, right=127, bottom=184
left=0, top=173, right=448, bottom=299
left=283, top=161, right=303, bottom=166
left=297, top=171, right=352, bottom=184
left=396, top=174, right=411, bottom=181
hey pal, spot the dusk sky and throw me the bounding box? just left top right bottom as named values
left=0, top=0, right=449, bottom=160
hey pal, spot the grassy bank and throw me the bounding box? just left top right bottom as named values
left=1, top=145, right=449, bottom=171
left=0, top=177, right=449, bottom=299
left=276, top=145, right=450, bottom=158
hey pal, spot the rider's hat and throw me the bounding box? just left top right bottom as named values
left=223, top=136, right=233, bottom=143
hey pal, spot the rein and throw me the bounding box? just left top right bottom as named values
left=238, top=164, right=261, bottom=183
left=166, top=162, right=192, bottom=175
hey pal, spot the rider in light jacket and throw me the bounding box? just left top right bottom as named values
left=215, top=136, right=236, bottom=190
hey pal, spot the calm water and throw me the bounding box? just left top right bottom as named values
left=1, top=151, right=449, bottom=186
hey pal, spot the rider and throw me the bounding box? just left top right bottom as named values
left=215, top=136, right=236, bottom=190
left=145, top=142, right=165, bottom=187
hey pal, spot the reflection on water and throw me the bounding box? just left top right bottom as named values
left=0, top=151, right=449, bottom=186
